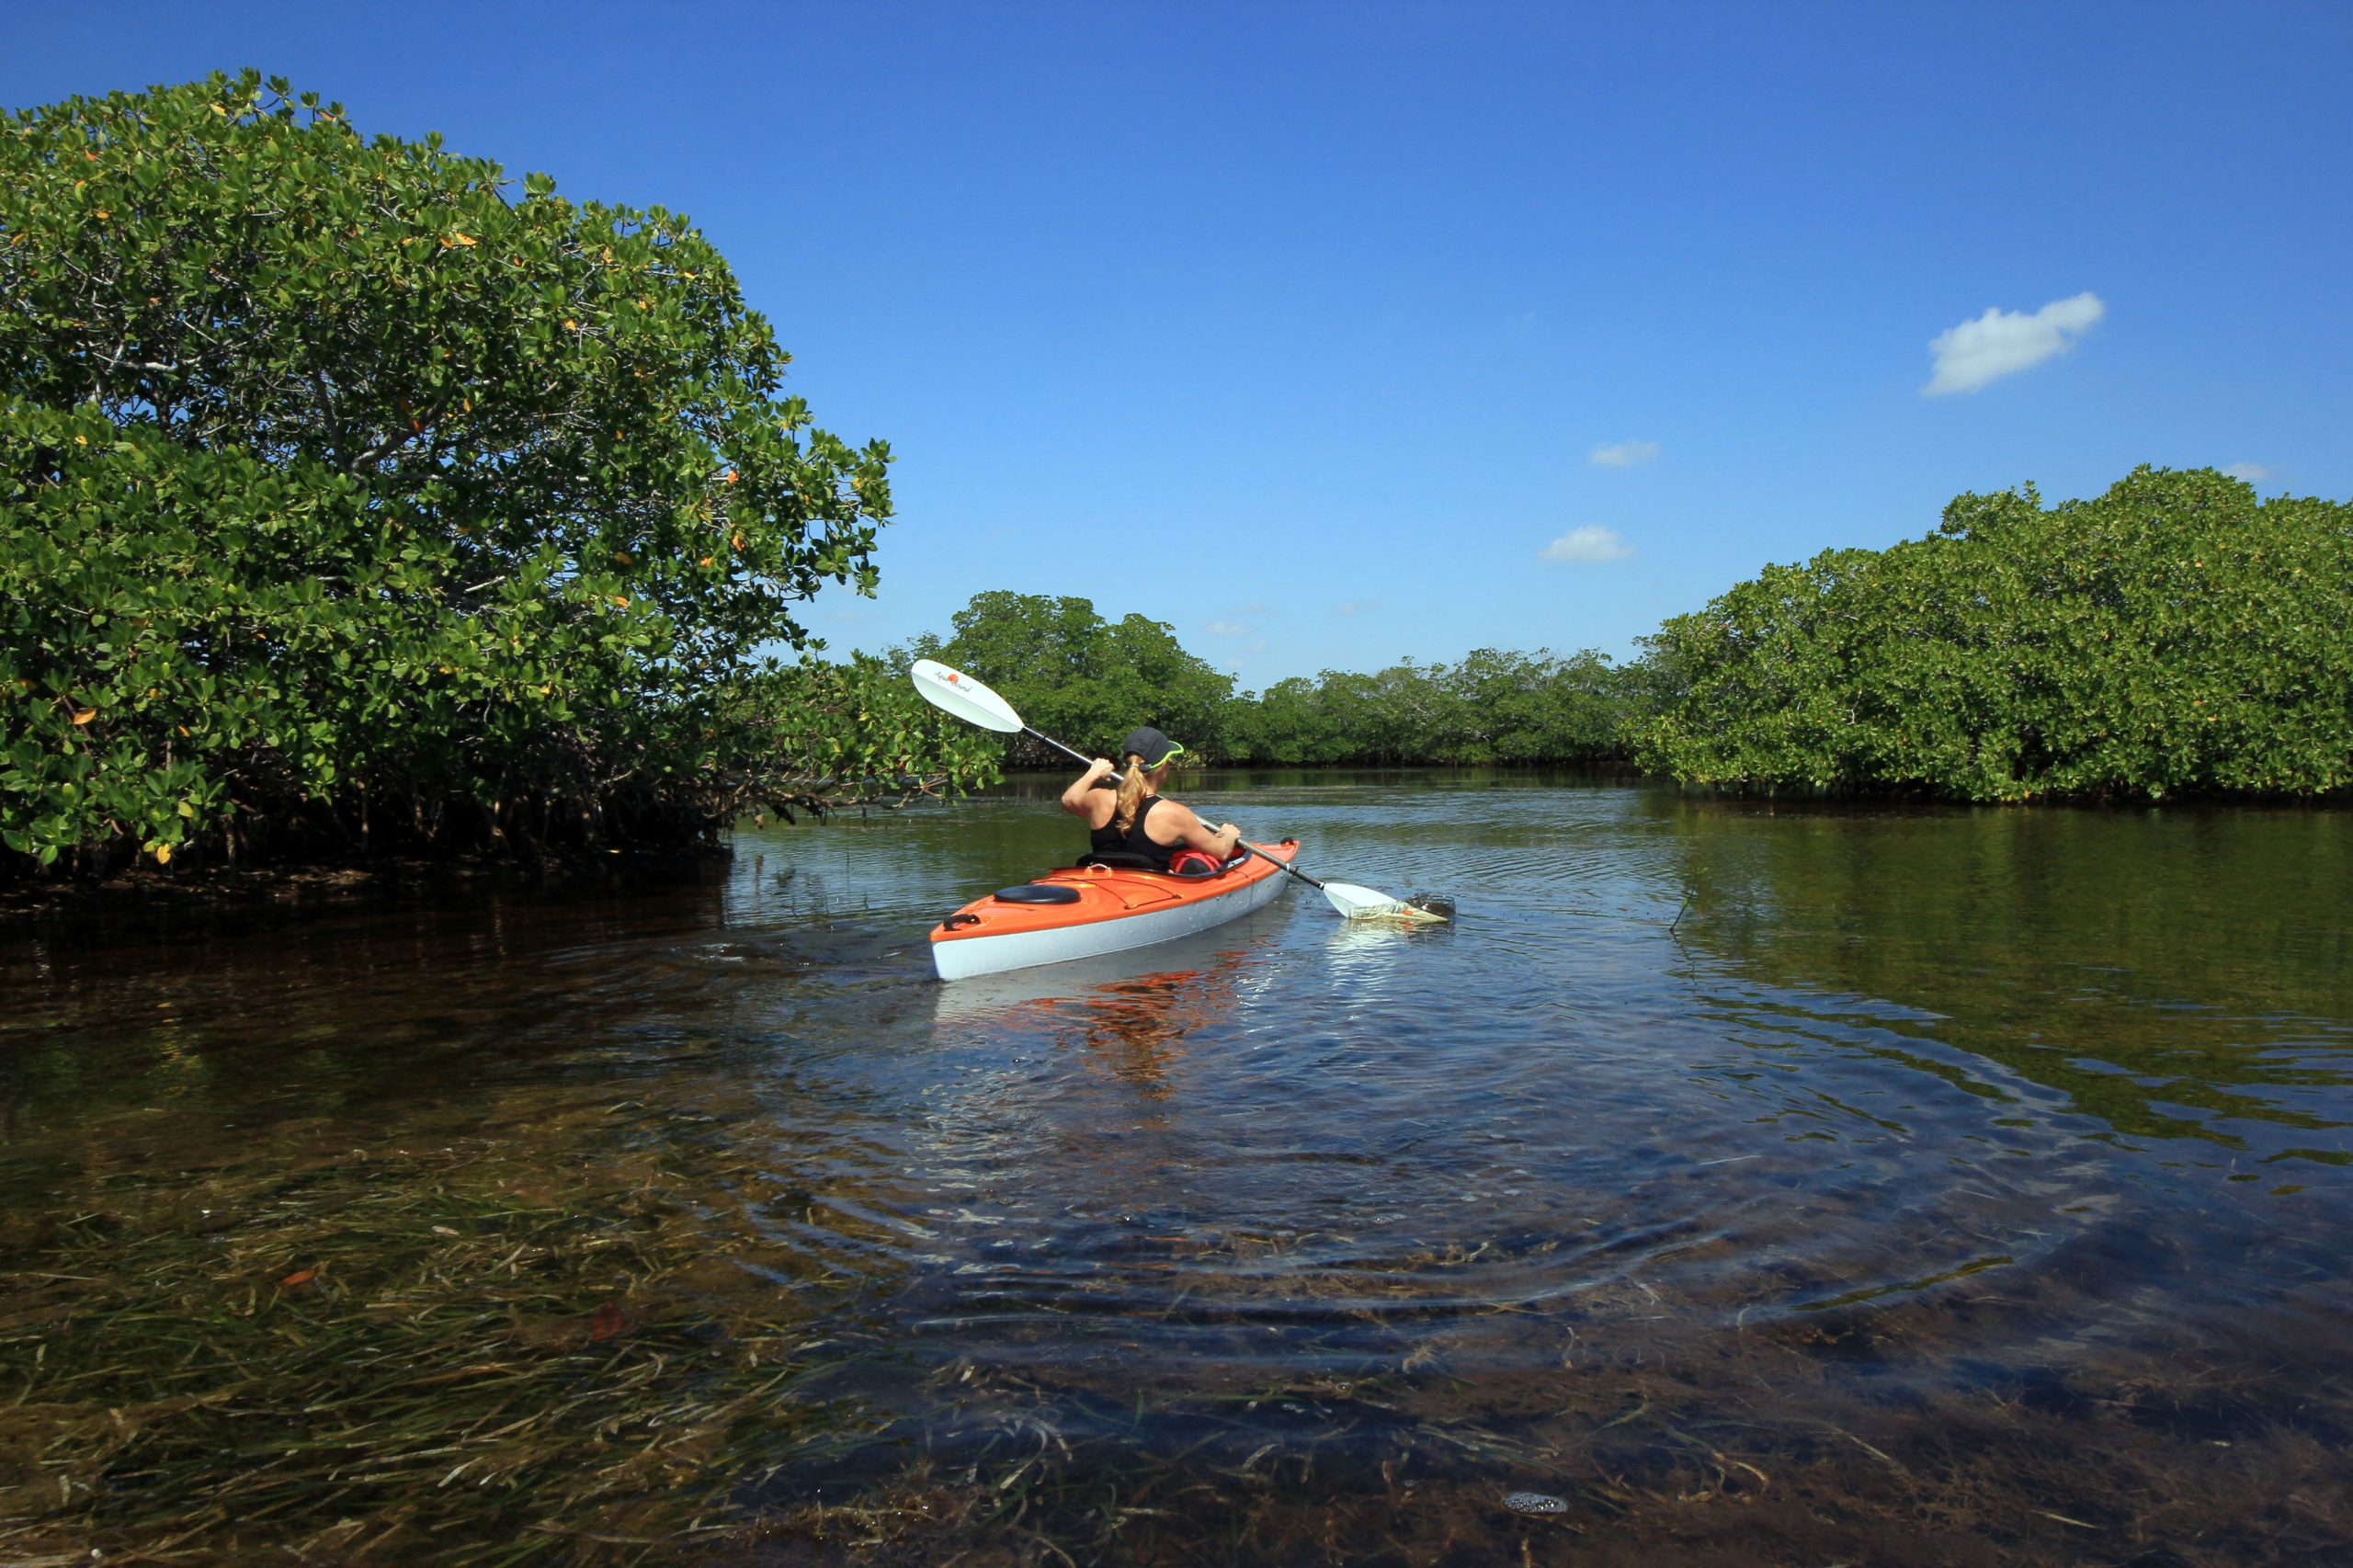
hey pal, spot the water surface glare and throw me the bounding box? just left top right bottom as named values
left=5, top=774, right=2350, bottom=1564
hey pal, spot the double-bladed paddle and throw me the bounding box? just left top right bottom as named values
left=909, top=659, right=1447, bottom=923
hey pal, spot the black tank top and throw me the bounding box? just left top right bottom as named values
left=1089, top=795, right=1176, bottom=869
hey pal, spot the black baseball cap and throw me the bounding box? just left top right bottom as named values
left=1122, top=726, right=1184, bottom=768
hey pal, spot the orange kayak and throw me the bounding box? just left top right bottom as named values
left=929, top=840, right=1300, bottom=980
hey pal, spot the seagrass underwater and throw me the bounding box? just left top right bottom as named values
left=1, top=35, right=2347, bottom=1568
left=4, top=772, right=2349, bottom=1563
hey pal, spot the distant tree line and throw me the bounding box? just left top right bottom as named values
left=904, top=466, right=2352, bottom=801
left=1229, top=648, right=1668, bottom=767
left=895, top=594, right=1659, bottom=769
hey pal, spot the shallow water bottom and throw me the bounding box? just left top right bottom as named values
left=3, top=777, right=2349, bottom=1562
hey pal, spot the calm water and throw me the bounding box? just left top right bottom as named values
left=4, top=774, right=2350, bottom=1564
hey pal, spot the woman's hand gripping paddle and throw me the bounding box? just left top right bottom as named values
left=909, top=659, right=1448, bottom=923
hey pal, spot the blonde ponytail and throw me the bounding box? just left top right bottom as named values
left=1112, top=753, right=1150, bottom=833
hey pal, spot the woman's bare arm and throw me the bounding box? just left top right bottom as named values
left=1157, top=801, right=1243, bottom=858
left=1060, top=758, right=1118, bottom=817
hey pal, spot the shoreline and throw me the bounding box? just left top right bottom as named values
left=7, top=768, right=2347, bottom=923
left=0, top=845, right=734, bottom=929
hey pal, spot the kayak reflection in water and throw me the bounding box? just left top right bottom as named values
left=1078, top=961, right=1243, bottom=1096
left=1061, top=725, right=1244, bottom=874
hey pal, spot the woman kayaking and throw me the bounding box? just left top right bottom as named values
left=1061, top=726, right=1245, bottom=874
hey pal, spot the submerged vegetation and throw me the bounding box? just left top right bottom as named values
left=17, top=1115, right=2336, bottom=1566
left=6, top=801, right=2350, bottom=1562
left=0, top=1119, right=850, bottom=1563
left=3, top=56, right=2347, bottom=1568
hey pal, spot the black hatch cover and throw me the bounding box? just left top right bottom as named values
left=994, top=884, right=1082, bottom=904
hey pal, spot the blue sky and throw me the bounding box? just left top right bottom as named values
left=6, top=1, right=2347, bottom=686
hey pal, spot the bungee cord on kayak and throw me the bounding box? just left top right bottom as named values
left=908, top=660, right=1448, bottom=979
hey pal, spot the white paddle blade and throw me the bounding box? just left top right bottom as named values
left=1322, top=881, right=1448, bottom=923
left=910, top=659, right=1023, bottom=733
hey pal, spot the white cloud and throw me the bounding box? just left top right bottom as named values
left=1540, top=525, right=1634, bottom=562
left=1335, top=598, right=1381, bottom=619
left=1202, top=619, right=1255, bottom=638
left=1589, top=439, right=1660, bottom=468
left=1923, top=291, right=2105, bottom=395
left=2223, top=462, right=2273, bottom=482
